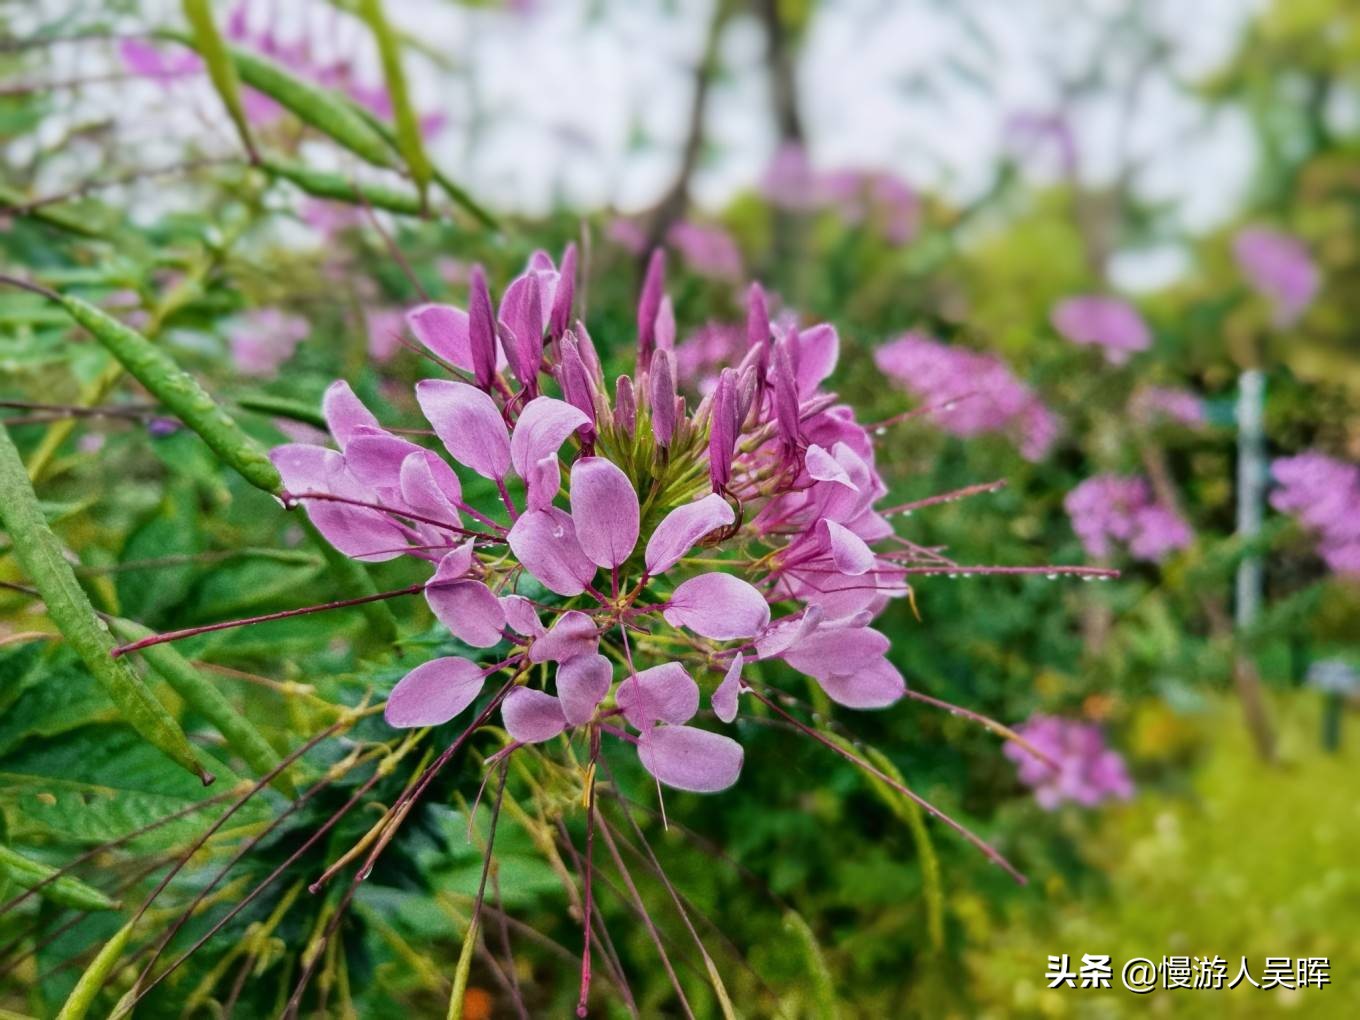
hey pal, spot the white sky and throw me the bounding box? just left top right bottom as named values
left=15, top=0, right=1267, bottom=290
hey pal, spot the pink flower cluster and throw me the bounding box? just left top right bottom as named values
left=1064, top=474, right=1192, bottom=563
left=873, top=332, right=1061, bottom=461
left=121, top=0, right=444, bottom=136
left=1004, top=714, right=1133, bottom=810
left=229, top=308, right=310, bottom=377
left=1233, top=227, right=1319, bottom=328
left=270, top=247, right=925, bottom=794
left=1270, top=452, right=1360, bottom=576
left=763, top=145, right=919, bottom=246
left=1050, top=295, right=1151, bottom=364
left=1128, top=385, right=1206, bottom=429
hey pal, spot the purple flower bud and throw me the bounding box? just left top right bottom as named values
left=614, top=375, right=637, bottom=436
left=557, top=335, right=598, bottom=428
left=655, top=295, right=676, bottom=352
left=468, top=265, right=498, bottom=391
left=772, top=336, right=802, bottom=449
left=736, top=365, right=758, bottom=424
left=746, top=282, right=769, bottom=349
left=574, top=321, right=604, bottom=384
left=650, top=348, right=677, bottom=446
left=709, top=368, right=739, bottom=491
left=636, top=247, right=666, bottom=369
left=550, top=242, right=576, bottom=339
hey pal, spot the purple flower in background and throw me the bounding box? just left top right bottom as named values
left=1233, top=227, right=1319, bottom=328
left=1129, top=386, right=1206, bottom=429
left=1051, top=295, right=1151, bottom=364
left=1064, top=474, right=1192, bottom=563
left=1005, top=714, right=1133, bottom=809
left=762, top=147, right=920, bottom=245
left=874, top=332, right=1061, bottom=461
left=666, top=221, right=744, bottom=281
left=228, top=309, right=310, bottom=377
left=762, top=143, right=820, bottom=210
left=605, top=217, right=648, bottom=255
left=119, top=39, right=201, bottom=81
left=1003, top=110, right=1079, bottom=177
left=1270, top=452, right=1360, bottom=576
left=675, top=322, right=746, bottom=392
left=365, top=308, right=407, bottom=364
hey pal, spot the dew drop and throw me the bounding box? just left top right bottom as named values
left=1045, top=573, right=1058, bottom=580
left=874, top=427, right=888, bottom=437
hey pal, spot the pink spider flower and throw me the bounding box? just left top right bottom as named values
left=1004, top=714, right=1133, bottom=809
left=1270, top=452, right=1360, bottom=577
left=1064, top=474, right=1192, bottom=563
left=1233, top=227, right=1319, bottom=328
left=665, top=221, right=744, bottom=281
left=266, top=251, right=1107, bottom=800
left=873, top=332, right=1061, bottom=461
left=1051, top=295, right=1151, bottom=365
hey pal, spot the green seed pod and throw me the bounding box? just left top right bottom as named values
left=359, top=0, right=432, bottom=198
left=262, top=158, right=423, bottom=216
left=183, top=0, right=259, bottom=163
left=56, top=293, right=283, bottom=495
left=0, top=845, right=120, bottom=912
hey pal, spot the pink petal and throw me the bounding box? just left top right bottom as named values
left=398, top=452, right=463, bottom=532
left=805, top=444, right=857, bottom=490
left=509, top=397, right=589, bottom=487
left=501, top=687, right=566, bottom=743
left=645, top=494, right=735, bottom=575
left=426, top=578, right=506, bottom=648
left=784, top=625, right=889, bottom=678
left=529, top=609, right=599, bottom=664
left=570, top=457, right=640, bottom=568
left=507, top=509, right=598, bottom=597
left=616, top=662, right=699, bottom=728
left=637, top=726, right=744, bottom=793
left=754, top=606, right=824, bottom=659
left=663, top=573, right=771, bottom=640
left=344, top=432, right=423, bottom=492
left=430, top=543, right=475, bottom=582
left=385, top=656, right=485, bottom=727
left=500, top=594, right=545, bottom=637
left=712, top=653, right=743, bottom=723
left=819, top=519, right=875, bottom=576
left=795, top=324, right=839, bottom=396
left=416, top=380, right=511, bottom=480
left=468, top=266, right=499, bottom=390
left=557, top=653, right=612, bottom=725
left=524, top=453, right=562, bottom=511
left=499, top=273, right=546, bottom=384
left=549, top=243, right=576, bottom=337
left=815, top=657, right=905, bottom=709
left=323, top=380, right=380, bottom=448
left=271, top=444, right=406, bottom=561
left=407, top=303, right=473, bottom=371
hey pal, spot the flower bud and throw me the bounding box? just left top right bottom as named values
left=614, top=374, right=637, bottom=436
left=636, top=247, right=666, bottom=369
left=650, top=348, right=677, bottom=447
left=468, top=265, right=498, bottom=391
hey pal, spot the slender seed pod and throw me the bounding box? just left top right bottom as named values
left=0, top=846, right=120, bottom=912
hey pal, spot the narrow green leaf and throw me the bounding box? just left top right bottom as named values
left=159, top=30, right=395, bottom=168
left=359, top=0, right=432, bottom=198
left=108, top=618, right=293, bottom=796
left=182, top=0, right=259, bottom=162
left=0, top=845, right=119, bottom=912
left=862, top=745, right=945, bottom=954
left=261, top=158, right=423, bottom=216
left=235, top=392, right=328, bottom=429
left=782, top=909, right=840, bottom=1020
left=444, top=913, right=479, bottom=1020
left=54, top=293, right=283, bottom=495
left=57, top=916, right=134, bottom=1020
left=0, top=422, right=211, bottom=785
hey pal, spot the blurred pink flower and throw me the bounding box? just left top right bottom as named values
left=1233, top=227, right=1319, bottom=328
left=229, top=309, right=310, bottom=377
left=873, top=332, right=1061, bottom=461
left=1064, top=474, right=1192, bottom=563
left=366, top=308, right=408, bottom=363
left=762, top=146, right=920, bottom=245
left=1129, top=385, right=1206, bottom=429
left=666, top=221, right=744, bottom=280
left=1051, top=295, right=1151, bottom=364
left=1271, top=452, right=1360, bottom=576
left=1005, top=715, right=1133, bottom=809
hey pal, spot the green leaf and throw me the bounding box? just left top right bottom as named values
left=53, top=293, right=283, bottom=495
left=359, top=0, right=432, bottom=198
left=0, top=726, right=247, bottom=849
left=182, top=0, right=259, bottom=163
left=0, top=649, right=116, bottom=758
left=0, top=421, right=212, bottom=784
left=0, top=844, right=120, bottom=912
